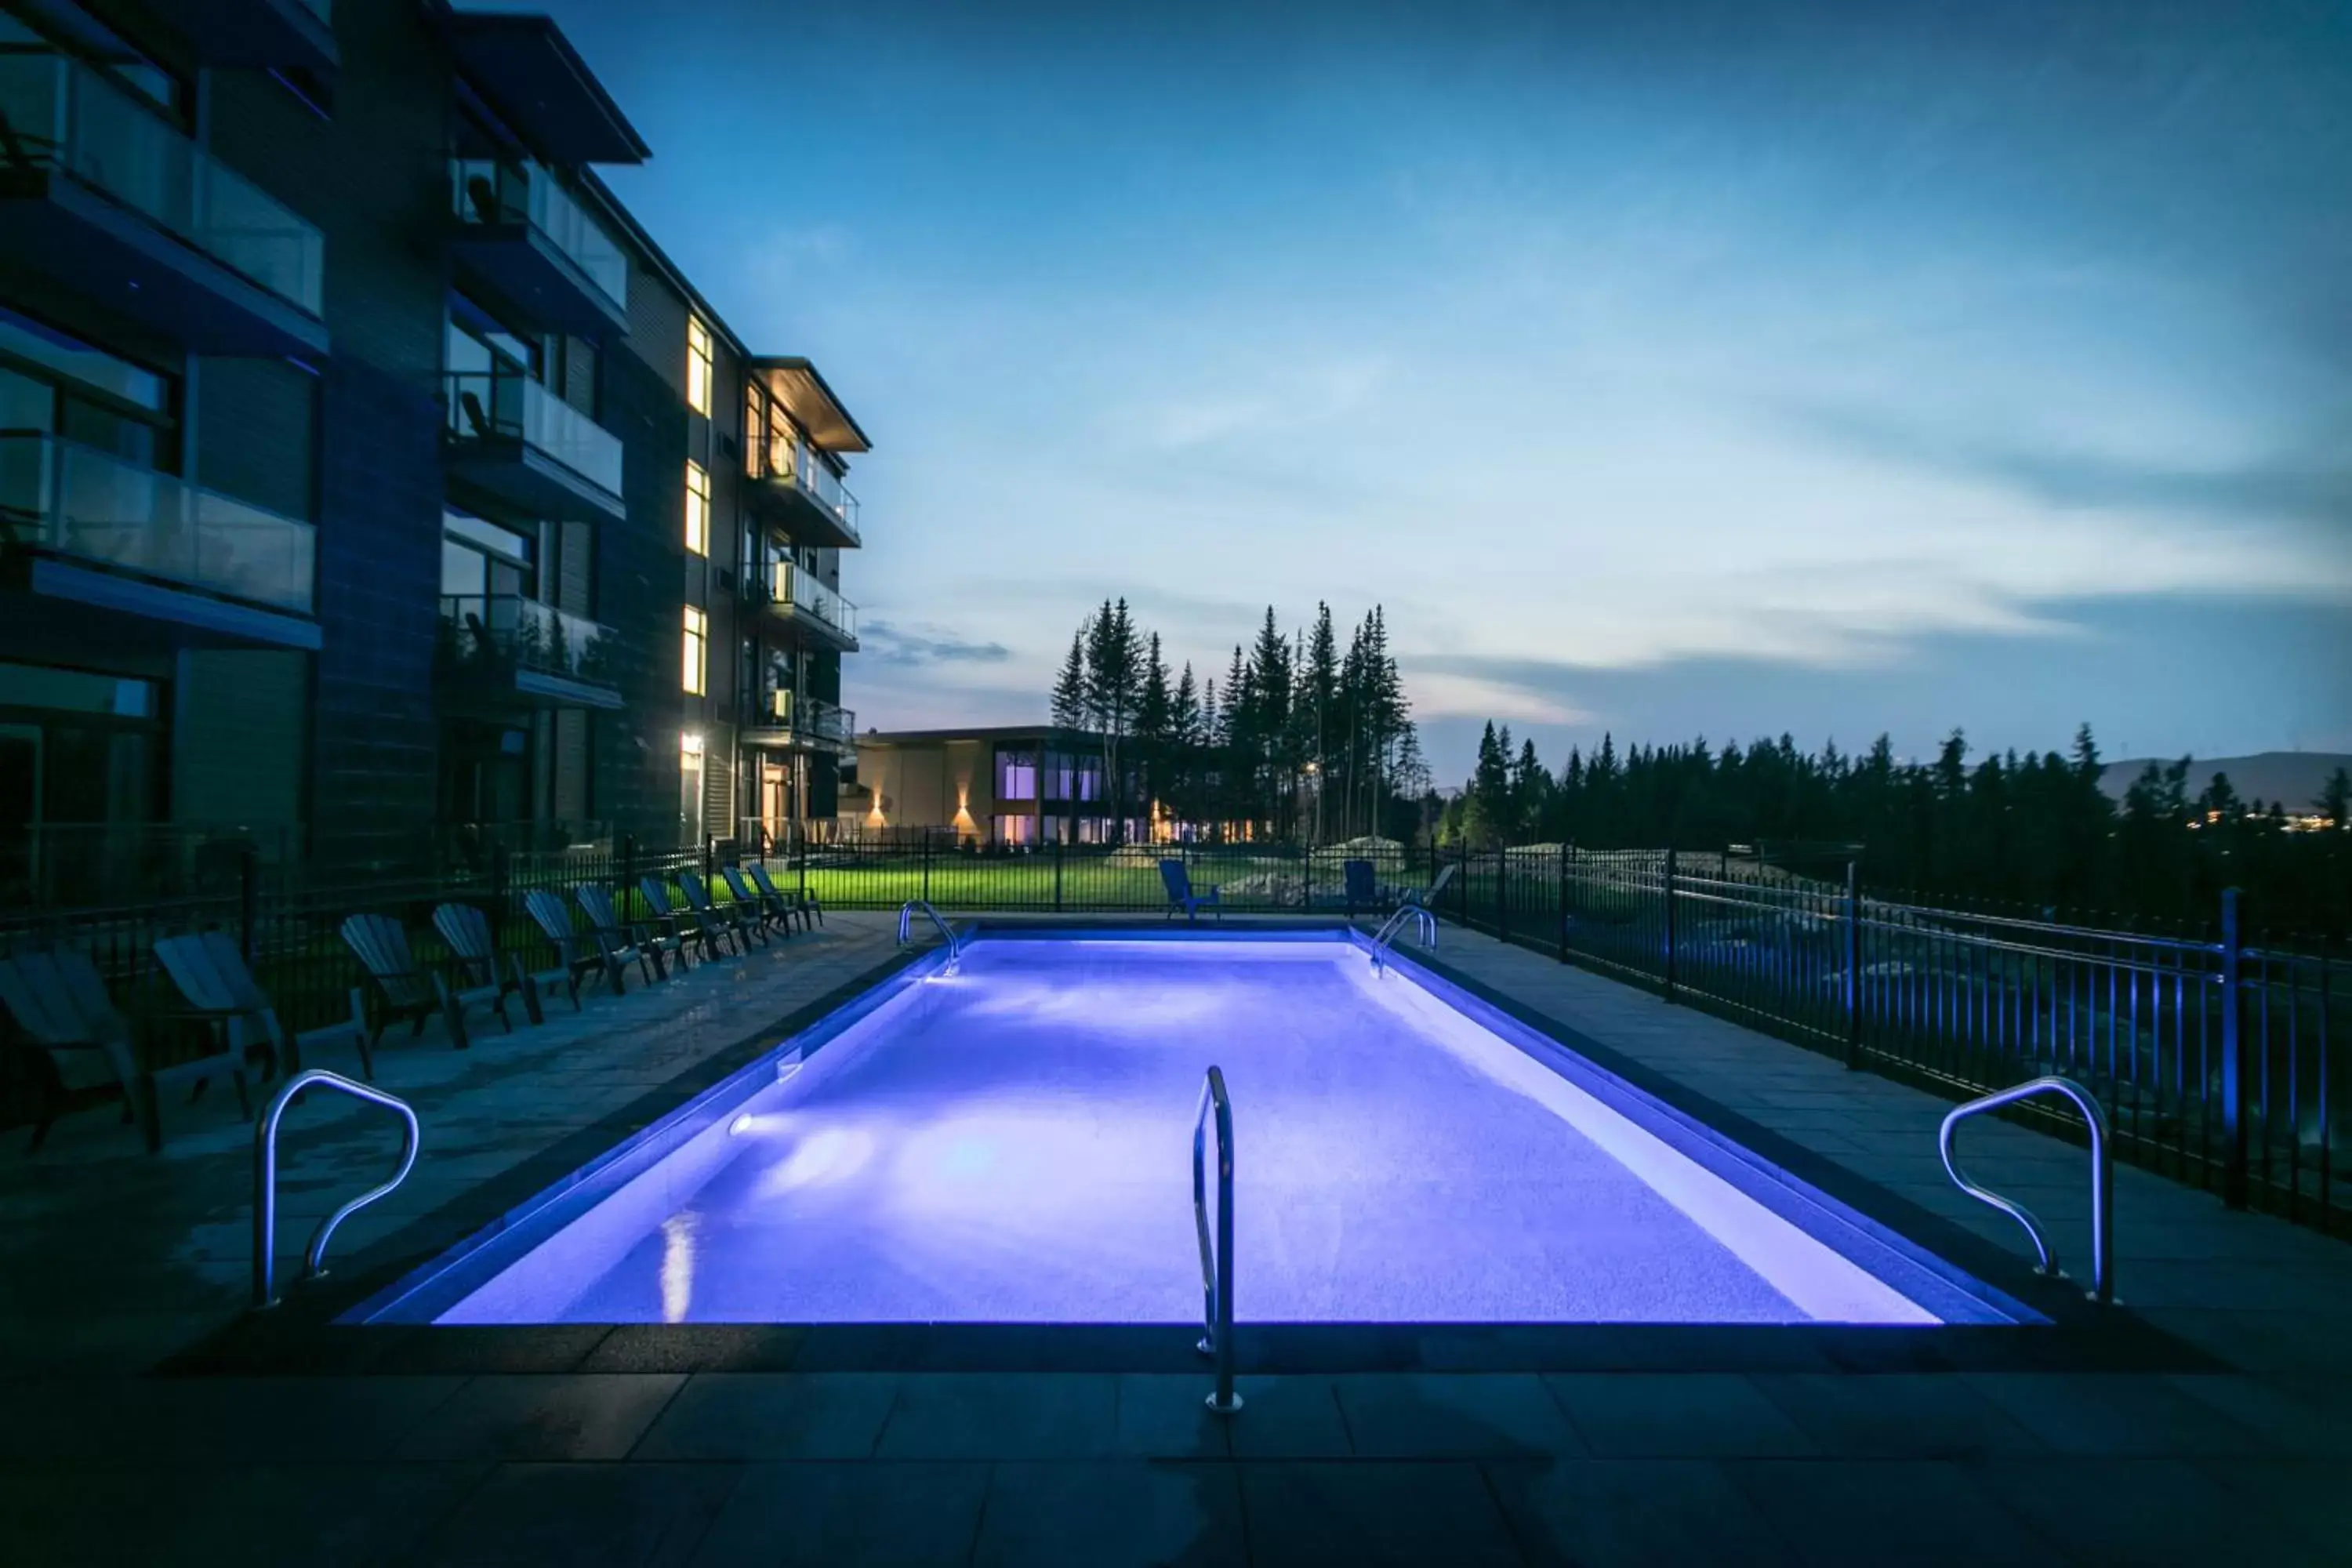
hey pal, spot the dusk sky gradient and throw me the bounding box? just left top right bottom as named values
left=505, top=0, right=2350, bottom=779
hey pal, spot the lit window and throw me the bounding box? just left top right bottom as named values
left=684, top=460, right=710, bottom=556
left=681, top=604, right=706, bottom=695
left=686, top=317, right=713, bottom=415
left=742, top=384, right=764, bottom=475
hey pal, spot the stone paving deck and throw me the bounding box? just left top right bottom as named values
left=1, top=915, right=2347, bottom=1565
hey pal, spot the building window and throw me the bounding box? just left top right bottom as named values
left=993, top=814, right=1036, bottom=846
left=684, top=460, right=710, bottom=556
left=680, top=731, right=706, bottom=846
left=995, top=746, right=1038, bottom=801
left=681, top=605, right=706, bottom=695
left=742, top=383, right=764, bottom=476
left=686, top=317, right=713, bottom=416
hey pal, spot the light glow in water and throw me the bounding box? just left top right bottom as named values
left=431, top=939, right=1978, bottom=1327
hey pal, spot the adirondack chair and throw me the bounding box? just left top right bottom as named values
left=524, top=888, right=633, bottom=1004
left=1160, top=858, right=1221, bottom=924
left=1402, top=862, right=1457, bottom=912
left=0, top=945, right=250, bottom=1152
left=1343, top=858, right=1378, bottom=916
left=746, top=862, right=821, bottom=931
left=575, top=883, right=679, bottom=979
left=340, top=913, right=503, bottom=1051
left=432, top=902, right=537, bottom=1025
left=720, top=864, right=793, bottom=937
left=681, top=869, right=766, bottom=950
left=151, top=929, right=321, bottom=1079
left=640, top=877, right=732, bottom=962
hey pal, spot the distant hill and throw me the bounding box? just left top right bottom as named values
left=2097, top=752, right=2352, bottom=810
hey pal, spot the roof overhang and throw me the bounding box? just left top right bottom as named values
left=752, top=358, right=871, bottom=454
left=441, top=13, right=651, bottom=166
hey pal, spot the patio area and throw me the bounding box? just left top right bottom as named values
left=0, top=915, right=2346, bottom=1565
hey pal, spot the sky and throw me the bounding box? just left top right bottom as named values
left=510, top=0, right=2350, bottom=779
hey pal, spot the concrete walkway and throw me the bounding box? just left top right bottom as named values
left=1, top=917, right=2346, bottom=1565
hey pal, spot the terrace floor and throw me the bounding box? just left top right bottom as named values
left=1, top=913, right=2347, bottom=1565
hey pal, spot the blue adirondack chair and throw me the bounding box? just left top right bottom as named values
left=1344, top=858, right=1378, bottom=914
left=1160, top=858, right=1221, bottom=924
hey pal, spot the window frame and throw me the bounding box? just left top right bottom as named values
left=686, top=316, right=713, bottom=416
left=681, top=604, right=707, bottom=695
left=684, top=459, right=710, bottom=557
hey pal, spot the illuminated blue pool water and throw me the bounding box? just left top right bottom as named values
left=361, top=934, right=2026, bottom=1327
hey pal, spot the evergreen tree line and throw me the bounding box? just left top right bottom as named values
left=1439, top=721, right=2352, bottom=938
left=1048, top=599, right=1430, bottom=843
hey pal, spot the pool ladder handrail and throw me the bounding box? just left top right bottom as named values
left=896, top=898, right=963, bottom=975
left=1368, top=903, right=1437, bottom=974
left=253, top=1069, right=421, bottom=1309
left=1938, top=1074, right=2114, bottom=1304
left=1192, top=1064, right=1242, bottom=1416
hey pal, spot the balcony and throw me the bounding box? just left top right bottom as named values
left=444, top=369, right=625, bottom=523
left=169, top=0, right=338, bottom=75
left=450, top=158, right=629, bottom=339
left=751, top=559, right=858, bottom=652
left=0, top=433, right=318, bottom=650
left=437, top=593, right=622, bottom=711
left=743, top=688, right=855, bottom=753
left=746, top=431, right=861, bottom=550
left=0, top=53, right=328, bottom=358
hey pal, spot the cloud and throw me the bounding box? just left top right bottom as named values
left=859, top=619, right=1013, bottom=668
left=1773, top=398, right=2352, bottom=533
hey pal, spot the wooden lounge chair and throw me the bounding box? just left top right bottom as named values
left=432, top=902, right=539, bottom=1025
left=1160, top=858, right=1222, bottom=924
left=640, top=877, right=732, bottom=963
left=720, top=864, right=793, bottom=937
left=681, top=869, right=766, bottom=950
left=524, top=888, right=631, bottom=1004
left=0, top=945, right=251, bottom=1152
left=746, top=861, right=821, bottom=931
left=340, top=913, right=503, bottom=1051
left=575, top=883, right=678, bottom=980
left=151, top=929, right=335, bottom=1079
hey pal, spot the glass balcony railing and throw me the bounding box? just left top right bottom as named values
left=751, top=430, right=860, bottom=544
left=0, top=433, right=315, bottom=613
left=766, top=559, right=858, bottom=641
left=439, top=593, right=615, bottom=687
left=450, top=157, right=628, bottom=313
left=758, top=687, right=855, bottom=745
left=0, top=52, right=325, bottom=314
left=445, top=369, right=623, bottom=499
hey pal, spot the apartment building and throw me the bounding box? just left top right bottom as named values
left=0, top=0, right=866, bottom=897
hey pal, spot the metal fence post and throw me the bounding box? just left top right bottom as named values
left=2220, top=886, right=2248, bottom=1210
left=1557, top=842, right=1570, bottom=962
left=1053, top=836, right=1064, bottom=912
left=1662, top=847, right=1679, bottom=1003
left=921, top=827, right=933, bottom=906
left=618, top=833, right=636, bottom=913
left=1496, top=846, right=1509, bottom=945
left=703, top=835, right=717, bottom=881
left=238, top=842, right=259, bottom=967
left=1843, top=860, right=1862, bottom=1069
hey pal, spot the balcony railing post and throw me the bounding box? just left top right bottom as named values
left=1662, top=848, right=1679, bottom=1004
left=2220, top=886, right=2249, bottom=1210
left=1844, top=860, right=1863, bottom=1069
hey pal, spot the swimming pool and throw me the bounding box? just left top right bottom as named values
left=356, top=931, right=2030, bottom=1328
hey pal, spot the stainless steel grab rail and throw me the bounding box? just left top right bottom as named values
left=896, top=898, right=962, bottom=975
left=1938, top=1075, right=2114, bottom=1304
left=1192, top=1065, right=1241, bottom=1416
left=1369, top=904, right=1437, bottom=974
left=252, top=1069, right=420, bottom=1308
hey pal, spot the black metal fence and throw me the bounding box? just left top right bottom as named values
left=5, top=829, right=2343, bottom=1240
left=1443, top=844, right=2347, bottom=1236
